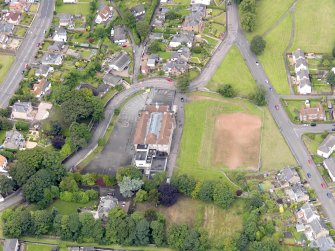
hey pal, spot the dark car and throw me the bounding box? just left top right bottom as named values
left=332, top=128, right=335, bottom=131
left=310, top=123, right=317, bottom=127
left=307, top=173, right=311, bottom=178
left=327, top=192, right=332, bottom=198
left=180, top=97, right=184, bottom=102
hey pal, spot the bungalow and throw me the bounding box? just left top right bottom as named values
left=11, top=101, right=34, bottom=121
left=31, top=79, right=51, bottom=98
left=285, top=183, right=309, bottom=203
left=111, top=25, right=127, bottom=45
left=317, top=134, right=335, bottom=158
left=169, top=31, right=194, bottom=48
left=276, top=167, right=301, bottom=187
left=0, top=22, right=14, bottom=35
left=103, top=73, right=122, bottom=87
left=323, top=157, right=335, bottom=182
left=4, top=239, right=19, bottom=251
left=191, top=0, right=211, bottom=5
left=95, top=5, right=113, bottom=24
left=295, top=57, right=308, bottom=73
left=35, top=65, right=54, bottom=77
left=3, top=130, right=26, bottom=150
left=109, top=52, right=130, bottom=72
left=147, top=54, right=159, bottom=68
left=59, top=13, right=73, bottom=27
left=97, top=84, right=110, bottom=97
left=304, top=219, right=329, bottom=241
left=0, top=155, right=8, bottom=173
left=309, top=236, right=335, bottom=251
left=4, top=12, right=21, bottom=25
left=298, top=78, right=312, bottom=95
left=296, top=203, right=320, bottom=224
left=292, top=48, right=305, bottom=63
left=41, top=53, right=63, bottom=65
left=53, top=26, right=67, bottom=42
left=163, top=59, right=188, bottom=76
left=131, top=4, right=145, bottom=18
left=299, top=101, right=325, bottom=122
left=170, top=47, right=191, bottom=62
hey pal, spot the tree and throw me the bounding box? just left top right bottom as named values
left=3, top=209, right=32, bottom=238
left=124, top=10, right=136, bottom=29
left=119, top=177, right=144, bottom=198
left=116, top=166, right=143, bottom=182
left=213, top=182, right=235, bottom=209
left=69, top=122, right=91, bottom=150
left=135, top=189, right=148, bottom=203
left=250, top=35, right=266, bottom=55
left=55, top=0, right=63, bottom=7
left=176, top=74, right=190, bottom=92
left=241, top=12, right=256, bottom=32
left=158, top=183, right=179, bottom=206
left=327, top=71, right=335, bottom=86
left=172, top=175, right=196, bottom=196
left=218, top=84, right=236, bottom=98
left=248, top=238, right=280, bottom=251
left=0, top=175, right=15, bottom=196
left=136, top=21, right=150, bottom=41
left=249, top=86, right=267, bottom=106
left=15, top=121, right=29, bottom=131
left=247, top=193, right=264, bottom=209
left=165, top=10, right=182, bottom=20
left=134, top=219, right=150, bottom=245
left=81, top=173, right=96, bottom=186
left=31, top=210, right=52, bottom=236
left=198, top=181, right=214, bottom=202
left=94, top=27, right=106, bottom=39
left=151, top=220, right=165, bottom=246
left=167, top=224, right=189, bottom=251
left=59, top=175, right=79, bottom=192
left=148, top=40, right=163, bottom=53
left=51, top=136, right=65, bottom=149
left=240, top=0, right=256, bottom=13
left=105, top=207, right=128, bottom=244
left=0, top=116, right=12, bottom=130
left=236, top=233, right=249, bottom=251
left=79, top=213, right=96, bottom=242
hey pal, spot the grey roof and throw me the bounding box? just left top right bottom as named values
left=149, top=54, right=159, bottom=60
left=42, top=53, right=62, bottom=65
left=112, top=25, right=127, bottom=41
left=297, top=69, right=309, bottom=80
left=110, top=52, right=130, bottom=70
left=183, top=12, right=203, bottom=27
left=48, top=42, right=63, bottom=52
left=171, top=31, right=194, bottom=45
left=293, top=49, right=305, bottom=60
left=171, top=47, right=191, bottom=61
left=55, top=26, right=66, bottom=36
left=4, top=239, right=18, bottom=251
left=301, top=203, right=319, bottom=221
left=83, top=247, right=95, bottom=251
left=150, top=32, right=163, bottom=40
left=36, top=65, right=51, bottom=75
left=147, top=58, right=156, bottom=66
left=12, top=101, right=32, bottom=113
left=103, top=73, right=122, bottom=86
left=318, top=134, right=335, bottom=154
left=191, top=3, right=206, bottom=15
left=278, top=167, right=299, bottom=183
left=131, top=4, right=145, bottom=15
left=59, top=13, right=72, bottom=24
left=0, top=22, right=14, bottom=34
left=295, top=57, right=308, bottom=68
left=292, top=183, right=307, bottom=198
left=3, top=130, right=25, bottom=150
left=309, top=218, right=327, bottom=236
left=299, top=78, right=311, bottom=89
left=323, top=157, right=335, bottom=178
left=310, top=236, right=335, bottom=251
left=97, top=83, right=110, bottom=93
left=97, top=196, right=118, bottom=218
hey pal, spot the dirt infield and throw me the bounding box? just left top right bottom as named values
left=213, top=112, right=261, bottom=170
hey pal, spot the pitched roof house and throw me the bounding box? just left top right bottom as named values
left=103, top=73, right=122, bottom=87
left=285, top=183, right=309, bottom=203
left=4, top=12, right=21, bottom=25
left=109, top=52, right=130, bottom=71
left=309, top=236, right=335, bottom=251
left=131, top=4, right=145, bottom=17
left=182, top=11, right=204, bottom=33
left=191, top=0, right=211, bottom=5
left=95, top=5, right=113, bottom=24
left=11, top=101, right=34, bottom=121
left=0, top=34, right=9, bottom=44
left=304, top=219, right=329, bottom=241
left=169, top=31, right=194, bottom=48
left=293, top=48, right=305, bottom=63
left=0, top=22, right=15, bottom=35
left=48, top=42, right=64, bottom=53
left=94, top=195, right=118, bottom=219
left=3, top=130, right=26, bottom=150
left=299, top=103, right=325, bottom=122
left=31, top=79, right=51, bottom=98
left=41, top=53, right=63, bottom=65
left=4, top=239, right=19, bottom=251
left=317, top=134, right=335, bottom=158
left=276, top=167, right=301, bottom=187
left=53, top=26, right=67, bottom=42
left=296, top=203, right=320, bottom=224
left=35, top=65, right=54, bottom=77
left=59, top=13, right=73, bottom=27
left=323, top=157, right=335, bottom=182
left=111, top=25, right=127, bottom=45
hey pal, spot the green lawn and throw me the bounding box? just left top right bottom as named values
left=246, top=0, right=295, bottom=39
left=281, top=99, right=322, bottom=123
left=207, top=46, right=256, bottom=97
left=302, top=133, right=328, bottom=155
left=56, top=0, right=91, bottom=15
left=0, top=55, right=15, bottom=85
left=26, top=244, right=55, bottom=251
left=48, top=200, right=96, bottom=215
left=292, top=0, right=335, bottom=53
left=259, top=14, right=292, bottom=94
left=14, top=26, right=27, bottom=37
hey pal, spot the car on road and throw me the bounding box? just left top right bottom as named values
left=166, top=78, right=173, bottom=83
left=275, top=105, right=279, bottom=110
left=307, top=173, right=311, bottom=178
left=332, top=128, right=335, bottom=131
left=256, top=61, right=259, bottom=66
left=180, top=97, right=184, bottom=102
left=310, top=123, right=317, bottom=127
left=265, top=80, right=269, bottom=84
left=321, top=182, right=327, bottom=189
left=303, top=124, right=309, bottom=127
left=327, top=192, right=332, bottom=198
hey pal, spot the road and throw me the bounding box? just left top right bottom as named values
left=0, top=0, right=54, bottom=108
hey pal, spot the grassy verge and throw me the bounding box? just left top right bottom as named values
left=207, top=45, right=256, bottom=97
left=0, top=55, right=15, bottom=84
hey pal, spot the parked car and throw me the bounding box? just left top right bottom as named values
left=307, top=173, right=311, bottom=178
left=321, top=182, right=327, bottom=189
left=275, top=105, right=279, bottom=110
left=310, top=123, right=317, bottom=127
left=327, top=192, right=332, bottom=198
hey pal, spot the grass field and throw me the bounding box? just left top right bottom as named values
left=26, top=244, right=55, bottom=251
left=176, top=92, right=296, bottom=180
left=56, top=0, right=91, bottom=15
left=207, top=46, right=256, bottom=97
left=0, top=55, right=15, bottom=85
left=246, top=0, right=294, bottom=39
left=292, top=0, right=335, bottom=53
left=259, top=14, right=292, bottom=94
left=47, top=200, right=96, bottom=215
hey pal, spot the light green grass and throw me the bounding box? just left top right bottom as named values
left=0, top=55, right=15, bottom=85
left=26, top=244, right=55, bottom=251
left=246, top=0, right=295, bottom=39
left=207, top=46, right=256, bottom=97
left=48, top=200, right=96, bottom=215
left=56, top=0, right=90, bottom=15
left=292, top=0, right=335, bottom=53
left=259, top=14, right=292, bottom=94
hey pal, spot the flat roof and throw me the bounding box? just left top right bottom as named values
left=151, top=157, right=167, bottom=171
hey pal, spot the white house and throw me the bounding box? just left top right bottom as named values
left=317, top=134, right=335, bottom=158
left=191, top=0, right=211, bottom=5
left=298, top=78, right=312, bottom=95
left=0, top=155, right=8, bottom=173
left=169, top=31, right=194, bottom=48
left=53, top=27, right=67, bottom=42
left=323, top=157, right=335, bottom=182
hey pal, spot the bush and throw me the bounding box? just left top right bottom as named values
left=15, top=121, right=29, bottom=131
left=60, top=191, right=73, bottom=202
left=85, top=189, right=98, bottom=200
left=218, top=84, right=236, bottom=97
left=0, top=151, right=15, bottom=161
left=249, top=86, right=267, bottom=106
left=250, top=36, right=266, bottom=55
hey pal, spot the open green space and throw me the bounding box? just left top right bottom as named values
left=47, top=199, right=96, bottom=215
left=177, top=92, right=296, bottom=181
left=259, top=14, right=292, bottom=94
left=26, top=244, right=55, bottom=251
left=292, top=0, right=335, bottom=53
left=0, top=55, right=15, bottom=85
left=246, top=0, right=295, bottom=39
left=207, top=46, right=256, bottom=97
left=56, top=0, right=91, bottom=15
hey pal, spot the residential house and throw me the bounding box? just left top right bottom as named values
left=35, top=65, right=54, bottom=77
left=299, top=101, right=325, bottom=122
left=131, top=4, right=145, bottom=18
left=182, top=11, right=204, bottom=33
left=147, top=54, right=159, bottom=68
left=170, top=47, right=191, bottom=62
left=309, top=236, right=335, bottom=251
left=41, top=53, right=63, bottom=65
left=323, top=157, right=335, bottom=182
left=111, top=25, right=127, bottom=45
left=191, top=4, right=207, bottom=17
left=109, top=52, right=130, bottom=71
left=4, top=12, right=21, bottom=25
left=285, top=183, right=309, bottom=203
left=0, top=22, right=14, bottom=35
left=0, top=34, right=9, bottom=45
left=103, top=73, right=122, bottom=87
left=0, top=155, right=8, bottom=173
left=293, top=49, right=311, bottom=94
left=169, top=31, right=194, bottom=48
left=150, top=32, right=164, bottom=40
left=191, top=0, right=211, bottom=5
left=9, top=2, right=25, bottom=12
left=31, top=79, right=51, bottom=98
left=63, top=0, right=77, bottom=3
left=304, top=219, right=329, bottom=241
left=94, top=196, right=118, bottom=219
left=48, top=42, right=64, bottom=53
left=292, top=48, right=305, bottom=63
left=298, top=78, right=312, bottom=95
left=59, top=13, right=73, bottom=27
left=11, top=101, right=34, bottom=121
left=276, top=167, right=301, bottom=187
left=317, top=134, right=335, bottom=158
left=295, top=57, right=308, bottom=73
left=3, top=130, right=26, bottom=150
left=296, top=203, right=320, bottom=224
left=53, top=26, right=67, bottom=42
left=95, top=5, right=113, bottom=24
left=4, top=239, right=19, bottom=251
left=163, top=59, right=188, bottom=76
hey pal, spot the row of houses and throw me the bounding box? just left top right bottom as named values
left=292, top=49, right=312, bottom=95
left=317, top=134, right=335, bottom=182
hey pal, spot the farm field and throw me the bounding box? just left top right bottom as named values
left=259, top=14, right=292, bottom=94
left=292, top=0, right=335, bottom=53
left=176, top=92, right=296, bottom=181
left=245, top=0, right=295, bottom=40
left=207, top=46, right=256, bottom=97
left=0, top=55, right=15, bottom=85
left=55, top=0, right=91, bottom=15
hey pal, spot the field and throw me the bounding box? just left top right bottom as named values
left=0, top=55, right=15, bottom=85
left=292, top=0, right=335, bottom=53
left=56, top=0, right=91, bottom=15
left=246, top=0, right=295, bottom=39
left=137, top=197, right=244, bottom=246
left=259, top=14, right=292, bottom=94
left=176, top=92, right=296, bottom=180
left=207, top=46, right=256, bottom=97
left=47, top=200, right=96, bottom=215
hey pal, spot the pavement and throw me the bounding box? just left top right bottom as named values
left=0, top=0, right=54, bottom=108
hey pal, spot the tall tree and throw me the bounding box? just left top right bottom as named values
left=118, top=177, right=144, bottom=198
left=69, top=122, right=91, bottom=150
left=158, top=183, right=179, bottom=206
left=0, top=175, right=15, bottom=196
left=151, top=220, right=165, bottom=246
left=250, top=36, right=266, bottom=55
left=213, top=182, right=235, bottom=209
left=134, top=219, right=150, bottom=245
left=31, top=210, right=53, bottom=236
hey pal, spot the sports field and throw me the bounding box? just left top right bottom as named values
left=207, top=46, right=256, bottom=97
left=176, top=93, right=296, bottom=181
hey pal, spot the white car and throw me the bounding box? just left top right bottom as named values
left=303, top=124, right=309, bottom=127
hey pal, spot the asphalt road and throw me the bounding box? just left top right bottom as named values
left=0, top=0, right=54, bottom=108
